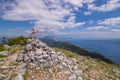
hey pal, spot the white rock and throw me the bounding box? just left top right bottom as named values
left=73, top=70, right=82, bottom=76
left=0, top=66, right=8, bottom=70
left=13, top=74, right=24, bottom=80
left=73, top=65, right=78, bottom=71
left=77, top=77, right=83, bottom=80
left=69, top=74, right=76, bottom=80
left=29, top=63, right=36, bottom=69
left=0, top=74, right=5, bottom=79
left=48, top=69, right=53, bottom=73
left=25, top=44, right=32, bottom=51
left=4, top=45, right=10, bottom=49
left=0, top=51, right=10, bottom=56
left=16, top=54, right=23, bottom=61
left=24, top=55, right=30, bottom=61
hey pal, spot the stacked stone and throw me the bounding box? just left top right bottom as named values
left=16, top=38, right=83, bottom=80
left=17, top=38, right=66, bottom=67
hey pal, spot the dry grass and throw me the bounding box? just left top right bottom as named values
left=54, top=48, right=120, bottom=80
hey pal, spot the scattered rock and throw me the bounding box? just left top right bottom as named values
left=0, top=74, right=5, bottom=79
left=29, top=63, right=36, bottom=69
left=4, top=45, right=10, bottom=49
left=13, top=74, right=24, bottom=80
left=0, top=66, right=8, bottom=70
left=69, top=74, right=76, bottom=80
left=48, top=69, right=53, bottom=73
left=16, top=38, right=83, bottom=80
left=25, top=44, right=33, bottom=51
left=77, top=77, right=83, bottom=80
left=16, top=54, right=23, bottom=61
left=0, top=51, right=10, bottom=56
left=73, top=70, right=82, bottom=76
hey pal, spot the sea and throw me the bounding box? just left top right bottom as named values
left=68, top=39, right=120, bottom=64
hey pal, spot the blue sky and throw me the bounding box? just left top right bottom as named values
left=0, top=0, right=120, bottom=39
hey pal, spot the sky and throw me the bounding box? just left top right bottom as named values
left=0, top=0, right=120, bottom=39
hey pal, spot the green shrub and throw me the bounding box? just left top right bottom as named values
left=8, top=36, right=29, bottom=46
left=0, top=44, right=4, bottom=52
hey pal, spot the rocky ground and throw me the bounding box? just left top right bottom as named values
left=0, top=38, right=120, bottom=80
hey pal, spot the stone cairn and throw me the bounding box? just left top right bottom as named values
left=16, top=38, right=83, bottom=80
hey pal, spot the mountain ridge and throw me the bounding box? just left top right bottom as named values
left=40, top=38, right=116, bottom=64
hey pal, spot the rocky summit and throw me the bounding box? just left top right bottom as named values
left=0, top=37, right=120, bottom=80
left=15, top=38, right=83, bottom=80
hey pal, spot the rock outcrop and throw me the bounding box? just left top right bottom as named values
left=16, top=38, right=83, bottom=80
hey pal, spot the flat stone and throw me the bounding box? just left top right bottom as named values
left=29, top=63, right=36, bottom=69
left=57, top=65, right=63, bottom=70
left=23, top=55, right=30, bottom=62
left=0, top=74, right=5, bottom=79
left=73, top=65, right=78, bottom=71
left=43, top=54, right=49, bottom=58
left=69, top=74, right=76, bottom=80
left=17, top=63, right=26, bottom=69
left=0, top=51, right=10, bottom=56
left=16, top=54, right=23, bottom=61
left=73, top=70, right=82, bottom=76
left=4, top=45, right=10, bottom=49
left=0, top=66, right=8, bottom=70
left=25, top=44, right=32, bottom=51
left=58, top=55, right=65, bottom=61
left=63, top=70, right=71, bottom=75
left=62, top=62, right=67, bottom=67
left=18, top=69, right=26, bottom=75
left=77, top=77, right=83, bottom=80
left=48, top=69, right=53, bottom=73
left=13, top=74, right=24, bottom=80
left=51, top=54, right=58, bottom=60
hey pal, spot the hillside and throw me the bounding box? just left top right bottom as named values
left=0, top=37, right=120, bottom=80
left=40, top=38, right=115, bottom=64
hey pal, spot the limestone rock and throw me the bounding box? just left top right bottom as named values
left=0, top=74, right=5, bottom=79
left=13, top=74, right=24, bottom=80
left=16, top=38, right=83, bottom=80
left=0, top=51, right=10, bottom=56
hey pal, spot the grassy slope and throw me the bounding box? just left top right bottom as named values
left=0, top=45, right=119, bottom=80
left=54, top=48, right=120, bottom=80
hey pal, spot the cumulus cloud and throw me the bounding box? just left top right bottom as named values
left=111, top=29, right=120, bottom=32
left=0, top=0, right=120, bottom=38
left=98, top=17, right=120, bottom=25
left=1, top=0, right=86, bottom=36
left=88, top=0, right=120, bottom=12
left=84, top=11, right=92, bottom=16
left=85, top=26, right=109, bottom=31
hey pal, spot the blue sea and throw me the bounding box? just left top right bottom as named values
left=68, top=39, right=120, bottom=64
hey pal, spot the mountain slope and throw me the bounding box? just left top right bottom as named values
left=40, top=38, right=115, bottom=64
left=0, top=45, right=120, bottom=80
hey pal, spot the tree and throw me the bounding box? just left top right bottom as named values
left=1, top=36, right=8, bottom=44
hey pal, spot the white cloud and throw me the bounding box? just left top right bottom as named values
left=98, top=17, right=120, bottom=25
left=1, top=0, right=120, bottom=38
left=84, top=11, right=92, bottom=16
left=1, top=0, right=86, bottom=36
left=85, top=26, right=109, bottom=31
left=89, top=20, right=94, bottom=24
left=88, top=0, right=120, bottom=12
left=54, top=31, right=120, bottom=40
left=111, top=29, right=120, bottom=32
